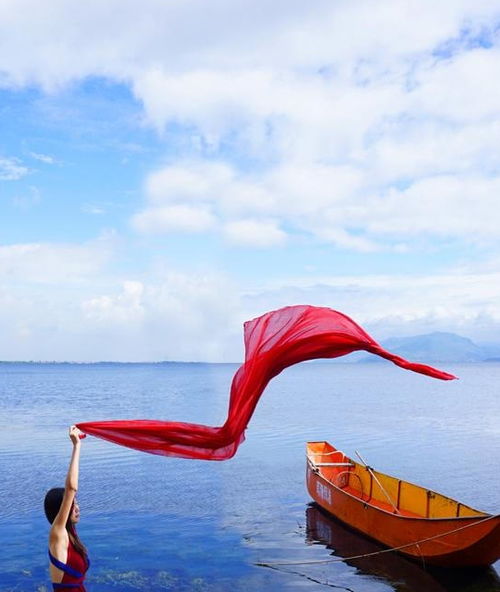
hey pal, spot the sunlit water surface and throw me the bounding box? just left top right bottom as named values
left=1, top=361, right=499, bottom=591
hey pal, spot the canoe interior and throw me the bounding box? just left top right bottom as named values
left=306, top=441, right=486, bottom=519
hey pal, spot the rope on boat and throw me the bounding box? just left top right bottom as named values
left=255, top=513, right=499, bottom=567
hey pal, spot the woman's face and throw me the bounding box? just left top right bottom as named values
left=71, top=500, right=80, bottom=524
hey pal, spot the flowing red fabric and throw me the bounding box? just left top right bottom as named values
left=76, top=305, right=456, bottom=460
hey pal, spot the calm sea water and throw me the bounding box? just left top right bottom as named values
left=1, top=361, right=499, bottom=592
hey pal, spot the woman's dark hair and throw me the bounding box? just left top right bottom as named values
left=44, top=488, right=65, bottom=524
left=44, top=487, right=88, bottom=564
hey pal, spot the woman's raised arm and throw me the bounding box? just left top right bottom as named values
left=51, top=426, right=83, bottom=533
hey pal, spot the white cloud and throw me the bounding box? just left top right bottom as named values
left=29, top=151, right=56, bottom=164
left=145, top=161, right=234, bottom=205
left=0, top=235, right=114, bottom=283
left=243, top=271, right=500, bottom=343
left=134, top=160, right=500, bottom=250
left=1, top=1, right=499, bottom=254
left=0, top=255, right=243, bottom=361
left=132, top=65, right=406, bottom=159
left=1, top=1, right=497, bottom=87
left=363, top=175, right=500, bottom=238
left=223, top=219, right=287, bottom=248
left=370, top=120, right=500, bottom=182
left=411, top=47, right=500, bottom=123
left=132, top=204, right=216, bottom=234
left=313, top=227, right=380, bottom=253
left=83, top=280, right=145, bottom=324
left=0, top=156, right=29, bottom=180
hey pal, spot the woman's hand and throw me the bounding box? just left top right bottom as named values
left=69, top=425, right=84, bottom=445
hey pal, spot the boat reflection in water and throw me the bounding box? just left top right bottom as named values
left=306, top=504, right=500, bottom=592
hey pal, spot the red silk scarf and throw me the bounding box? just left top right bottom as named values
left=77, top=305, right=456, bottom=460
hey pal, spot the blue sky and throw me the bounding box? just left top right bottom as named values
left=1, top=1, right=500, bottom=361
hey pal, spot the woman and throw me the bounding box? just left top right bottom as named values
left=44, top=425, right=89, bottom=591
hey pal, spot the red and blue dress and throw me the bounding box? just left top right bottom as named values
left=48, top=537, right=89, bottom=591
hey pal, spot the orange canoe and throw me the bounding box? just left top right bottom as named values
left=306, top=441, right=500, bottom=568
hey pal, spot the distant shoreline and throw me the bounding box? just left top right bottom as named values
left=1, top=359, right=500, bottom=366
left=0, top=360, right=242, bottom=365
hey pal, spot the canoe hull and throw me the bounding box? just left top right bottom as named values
left=306, top=443, right=500, bottom=568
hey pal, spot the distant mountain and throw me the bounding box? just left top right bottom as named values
left=379, top=332, right=485, bottom=363
left=357, top=331, right=500, bottom=363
